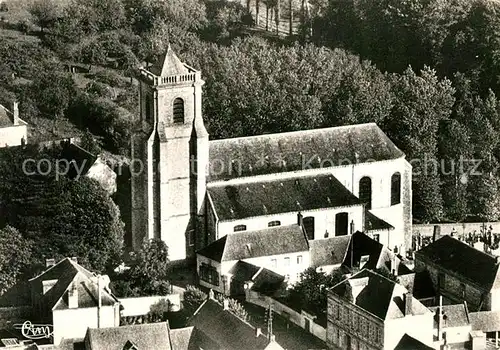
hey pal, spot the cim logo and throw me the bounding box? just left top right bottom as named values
left=13, top=321, right=54, bottom=340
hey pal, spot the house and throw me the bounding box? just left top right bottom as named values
left=130, top=46, right=413, bottom=261
left=394, top=334, right=434, bottom=350
left=0, top=102, right=27, bottom=148
left=187, top=297, right=284, bottom=350
left=428, top=302, right=472, bottom=348
left=60, top=142, right=117, bottom=194
left=327, top=269, right=434, bottom=350
left=196, top=223, right=309, bottom=294
left=415, top=235, right=500, bottom=312
left=28, top=258, right=120, bottom=345
left=84, top=322, right=198, bottom=350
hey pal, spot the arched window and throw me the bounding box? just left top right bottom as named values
left=359, top=176, right=372, bottom=209
left=391, top=172, right=401, bottom=205
left=268, top=220, right=281, bottom=227
left=173, top=98, right=184, bottom=123
left=335, top=212, right=349, bottom=236
left=303, top=216, right=315, bottom=240
left=234, top=224, right=246, bottom=232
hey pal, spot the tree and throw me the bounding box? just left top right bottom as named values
left=125, top=238, right=171, bottom=296
left=147, top=298, right=172, bottom=323
left=28, top=0, right=62, bottom=33
left=384, top=67, right=455, bottom=222
left=0, top=226, right=33, bottom=295
left=183, top=285, right=207, bottom=315
left=0, top=146, right=124, bottom=273
left=29, top=71, right=78, bottom=119
left=287, top=268, right=344, bottom=315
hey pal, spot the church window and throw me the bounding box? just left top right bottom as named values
left=391, top=172, right=401, bottom=205
left=234, top=224, right=246, bottom=232
left=303, top=216, right=315, bottom=240
left=173, top=98, right=184, bottom=123
left=268, top=220, right=281, bottom=227
left=200, top=263, right=219, bottom=286
left=359, top=177, right=372, bottom=209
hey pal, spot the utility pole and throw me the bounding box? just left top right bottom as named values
left=275, top=0, right=281, bottom=36
left=267, top=304, right=273, bottom=340
left=96, top=274, right=102, bottom=329
left=289, top=0, right=293, bottom=37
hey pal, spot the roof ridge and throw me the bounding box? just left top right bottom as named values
left=209, top=123, right=378, bottom=144
left=208, top=172, right=340, bottom=188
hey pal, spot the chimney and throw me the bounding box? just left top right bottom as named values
left=269, top=334, right=276, bottom=342
left=223, top=298, right=229, bottom=310
left=433, top=225, right=441, bottom=242
left=403, top=292, right=412, bottom=316
left=45, top=258, right=56, bottom=268
left=12, top=101, right=19, bottom=125
left=391, top=255, right=397, bottom=275
left=71, top=257, right=78, bottom=264
left=68, top=283, right=78, bottom=309
left=208, top=289, right=214, bottom=300
left=297, top=212, right=303, bottom=227
left=255, top=328, right=262, bottom=337
left=350, top=220, right=355, bottom=235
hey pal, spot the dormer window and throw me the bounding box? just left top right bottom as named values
left=268, top=220, right=281, bottom=227
left=123, top=340, right=139, bottom=350
left=173, top=98, right=184, bottom=123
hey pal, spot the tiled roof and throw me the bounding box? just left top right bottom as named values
left=310, top=236, right=351, bottom=268
left=188, top=299, right=281, bottom=350
left=29, top=258, right=118, bottom=311
left=365, top=210, right=394, bottom=231
left=469, top=311, right=500, bottom=332
left=415, top=235, right=500, bottom=290
left=394, top=334, right=434, bottom=350
left=85, top=322, right=172, bottom=350
left=330, top=269, right=429, bottom=320
left=208, top=123, right=404, bottom=181
left=149, top=45, right=190, bottom=77
left=169, top=326, right=199, bottom=350
left=428, top=304, right=469, bottom=329
left=229, top=261, right=262, bottom=282
left=197, top=225, right=309, bottom=262
left=207, top=174, right=361, bottom=221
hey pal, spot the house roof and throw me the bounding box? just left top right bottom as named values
left=59, top=143, right=98, bottom=178
left=365, top=210, right=394, bottom=231
left=228, top=261, right=286, bottom=296
left=85, top=322, right=173, bottom=350
left=29, top=258, right=118, bottom=311
left=329, top=269, right=429, bottom=320
left=310, top=236, right=351, bottom=268
left=394, top=334, right=434, bottom=350
left=342, top=231, right=385, bottom=271
left=197, top=225, right=309, bottom=262
left=169, top=327, right=199, bottom=350
left=207, top=174, right=361, bottom=221
left=208, top=123, right=404, bottom=182
left=149, top=45, right=191, bottom=77
left=0, top=104, right=13, bottom=127
left=415, top=235, right=500, bottom=290
left=428, top=304, right=469, bottom=329
left=469, top=311, right=500, bottom=332
left=188, top=299, right=282, bottom=350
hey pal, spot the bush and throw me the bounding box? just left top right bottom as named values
left=89, top=69, right=128, bottom=88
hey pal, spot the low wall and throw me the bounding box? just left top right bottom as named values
left=118, top=294, right=181, bottom=316
left=413, top=222, right=500, bottom=237
left=246, top=290, right=326, bottom=341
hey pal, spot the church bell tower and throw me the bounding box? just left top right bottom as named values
left=131, top=46, right=209, bottom=260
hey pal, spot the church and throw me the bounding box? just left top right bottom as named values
left=130, top=46, right=412, bottom=263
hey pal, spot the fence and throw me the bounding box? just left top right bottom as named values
left=245, top=290, right=326, bottom=341
left=118, top=294, right=181, bottom=317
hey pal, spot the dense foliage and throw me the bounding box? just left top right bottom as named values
left=0, top=145, right=124, bottom=275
